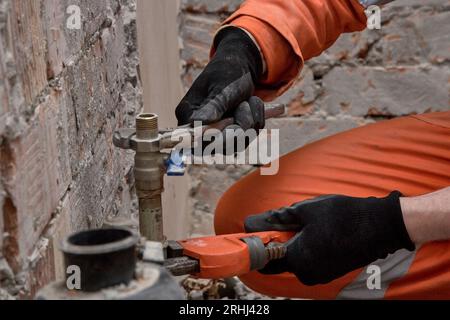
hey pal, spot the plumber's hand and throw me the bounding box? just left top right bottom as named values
left=244, top=192, right=416, bottom=286
left=176, top=27, right=265, bottom=131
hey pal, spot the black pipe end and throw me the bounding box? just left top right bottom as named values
left=61, top=228, right=139, bottom=292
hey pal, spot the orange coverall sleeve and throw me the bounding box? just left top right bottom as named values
left=219, top=0, right=368, bottom=100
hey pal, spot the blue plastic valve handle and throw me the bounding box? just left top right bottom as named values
left=166, top=150, right=186, bottom=176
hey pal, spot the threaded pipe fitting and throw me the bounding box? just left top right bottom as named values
left=136, top=113, right=159, bottom=140
left=265, top=243, right=287, bottom=261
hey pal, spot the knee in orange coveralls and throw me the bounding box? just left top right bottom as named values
left=215, top=112, right=450, bottom=300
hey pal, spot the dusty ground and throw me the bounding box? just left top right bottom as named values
left=182, top=277, right=282, bottom=300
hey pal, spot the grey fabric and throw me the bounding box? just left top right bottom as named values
left=359, top=0, right=395, bottom=8
left=337, top=247, right=419, bottom=300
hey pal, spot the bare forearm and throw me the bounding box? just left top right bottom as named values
left=401, top=187, right=450, bottom=244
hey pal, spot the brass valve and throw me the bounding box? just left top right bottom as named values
left=114, top=104, right=286, bottom=242
left=114, top=114, right=167, bottom=241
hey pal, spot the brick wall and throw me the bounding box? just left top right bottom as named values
left=180, top=0, right=450, bottom=236
left=0, top=0, right=141, bottom=298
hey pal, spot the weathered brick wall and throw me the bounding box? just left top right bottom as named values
left=180, top=0, right=450, bottom=236
left=0, top=0, right=141, bottom=298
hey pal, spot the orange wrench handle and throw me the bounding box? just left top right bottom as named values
left=179, top=231, right=295, bottom=279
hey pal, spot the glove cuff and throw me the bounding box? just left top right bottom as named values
left=383, top=191, right=416, bottom=252
left=358, top=191, right=416, bottom=258
left=213, top=27, right=264, bottom=82
left=351, top=191, right=415, bottom=261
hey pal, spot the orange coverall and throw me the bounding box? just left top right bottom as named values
left=213, top=0, right=450, bottom=299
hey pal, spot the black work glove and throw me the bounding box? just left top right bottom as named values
left=176, top=27, right=265, bottom=131
left=245, top=192, right=416, bottom=286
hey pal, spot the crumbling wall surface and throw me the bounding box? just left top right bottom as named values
left=0, top=0, right=141, bottom=298
left=180, top=0, right=450, bottom=236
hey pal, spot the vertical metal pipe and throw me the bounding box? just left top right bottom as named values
left=134, top=114, right=165, bottom=241
left=138, top=198, right=163, bottom=241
